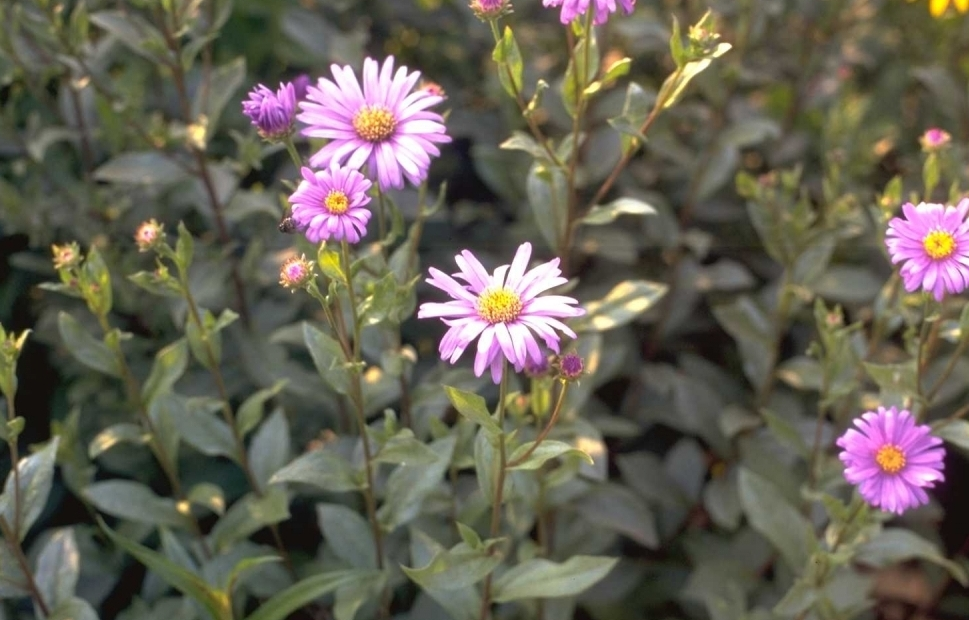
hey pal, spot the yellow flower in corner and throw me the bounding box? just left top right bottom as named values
left=912, top=0, right=969, bottom=17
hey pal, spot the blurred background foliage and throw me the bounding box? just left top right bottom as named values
left=5, top=0, right=969, bottom=619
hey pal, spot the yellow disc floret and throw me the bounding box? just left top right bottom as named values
left=875, top=444, right=906, bottom=474
left=477, top=287, right=523, bottom=324
left=324, top=190, right=350, bottom=215
left=923, top=230, right=957, bottom=260
left=352, top=105, right=397, bottom=142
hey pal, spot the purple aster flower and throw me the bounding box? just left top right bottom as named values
left=417, top=242, right=584, bottom=384
left=289, top=164, right=373, bottom=244
left=885, top=200, right=969, bottom=301
left=242, top=82, right=297, bottom=140
left=543, top=0, right=635, bottom=25
left=836, top=407, right=945, bottom=515
left=298, top=56, right=451, bottom=191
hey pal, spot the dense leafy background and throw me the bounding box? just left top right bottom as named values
left=4, top=1, right=969, bottom=619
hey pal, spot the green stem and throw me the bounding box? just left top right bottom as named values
left=479, top=363, right=510, bottom=620
left=175, top=266, right=296, bottom=576
left=0, top=516, right=49, bottom=617
left=95, top=314, right=211, bottom=557
left=926, top=323, right=969, bottom=405
left=283, top=138, right=303, bottom=169
left=3, top=391, right=22, bottom=540
left=506, top=381, right=569, bottom=468
left=337, top=242, right=388, bottom=617
left=756, top=270, right=793, bottom=409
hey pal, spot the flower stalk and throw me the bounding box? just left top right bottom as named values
left=479, top=362, right=510, bottom=620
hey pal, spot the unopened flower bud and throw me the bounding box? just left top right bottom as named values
left=920, top=128, right=951, bottom=153
left=51, top=242, right=81, bottom=271
left=279, top=254, right=315, bottom=290
left=242, top=82, right=298, bottom=141
left=419, top=80, right=447, bottom=101
left=557, top=352, right=584, bottom=381
left=135, top=219, right=165, bottom=252
left=470, top=0, right=511, bottom=21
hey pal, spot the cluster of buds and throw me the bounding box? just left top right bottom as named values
left=0, top=324, right=30, bottom=403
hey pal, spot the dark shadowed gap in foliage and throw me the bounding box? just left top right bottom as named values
left=100, top=555, right=147, bottom=620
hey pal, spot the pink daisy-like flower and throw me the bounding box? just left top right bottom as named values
left=543, top=0, right=635, bottom=25
left=885, top=200, right=969, bottom=301
left=289, top=164, right=373, bottom=244
left=417, top=242, right=584, bottom=384
left=836, top=407, right=945, bottom=515
left=297, top=56, right=451, bottom=191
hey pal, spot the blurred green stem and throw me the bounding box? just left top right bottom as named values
left=94, top=313, right=212, bottom=557
left=756, top=270, right=793, bottom=408
left=479, top=363, right=510, bottom=620
left=926, top=327, right=969, bottom=405
left=915, top=296, right=934, bottom=408
left=173, top=262, right=296, bottom=576
left=488, top=20, right=565, bottom=169
left=283, top=138, right=303, bottom=170
left=507, top=381, right=569, bottom=468
left=339, top=240, right=389, bottom=616
left=0, top=516, right=49, bottom=617
left=2, top=382, right=22, bottom=539
left=560, top=9, right=595, bottom=271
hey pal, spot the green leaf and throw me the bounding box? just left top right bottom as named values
left=244, top=570, right=375, bottom=620
left=269, top=447, right=363, bottom=492
left=35, top=529, right=80, bottom=610
left=303, top=322, right=352, bottom=395
left=193, top=57, right=246, bottom=131
left=317, top=503, right=377, bottom=569
left=561, top=29, right=599, bottom=115
left=574, top=483, right=659, bottom=549
left=209, top=486, right=291, bottom=552
left=711, top=296, right=773, bottom=389
left=856, top=528, right=968, bottom=585
left=237, top=380, right=287, bottom=438
left=98, top=517, right=230, bottom=620
left=334, top=573, right=386, bottom=620
left=0, top=438, right=60, bottom=540
left=492, top=556, right=618, bottom=602
left=661, top=42, right=731, bottom=110
left=579, top=197, right=656, bottom=226
left=444, top=386, right=501, bottom=438
left=601, top=56, right=632, bottom=86
left=402, top=543, right=502, bottom=591
left=88, top=423, right=149, bottom=459
left=248, top=409, right=291, bottom=489
left=377, top=436, right=456, bottom=530
left=760, top=409, right=809, bottom=459
left=92, top=151, right=186, bottom=186
left=85, top=480, right=188, bottom=528
left=508, top=440, right=593, bottom=470
left=89, top=11, right=167, bottom=63
left=738, top=468, right=811, bottom=571
left=526, top=161, right=568, bottom=253
left=499, top=131, right=549, bottom=160
left=492, top=26, right=523, bottom=99
left=187, top=482, right=226, bottom=516
left=165, top=395, right=236, bottom=459
left=223, top=555, right=282, bottom=594
left=57, top=312, right=120, bottom=377
left=574, top=280, right=667, bottom=332
left=175, top=223, right=195, bottom=271
left=48, top=597, right=100, bottom=620
left=607, top=82, right=652, bottom=149
left=142, top=339, right=189, bottom=404
left=374, top=428, right=441, bottom=466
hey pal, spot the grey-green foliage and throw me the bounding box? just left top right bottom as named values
left=1, top=1, right=968, bottom=620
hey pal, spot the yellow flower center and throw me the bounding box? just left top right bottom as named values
left=875, top=444, right=906, bottom=474
left=352, top=105, right=397, bottom=142
left=923, top=230, right=957, bottom=260
left=324, top=190, right=350, bottom=215
left=477, top=287, right=523, bottom=324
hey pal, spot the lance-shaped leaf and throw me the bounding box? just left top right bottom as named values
left=402, top=542, right=502, bottom=591
left=0, top=438, right=60, bottom=540
left=57, top=313, right=120, bottom=377
left=491, top=555, right=618, bottom=602
left=574, top=280, right=667, bottom=332
left=244, top=570, right=375, bottom=620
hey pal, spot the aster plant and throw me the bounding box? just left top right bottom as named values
left=885, top=200, right=969, bottom=301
